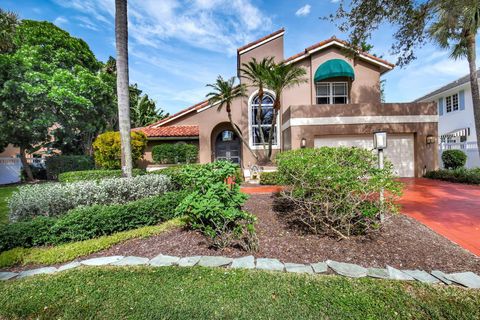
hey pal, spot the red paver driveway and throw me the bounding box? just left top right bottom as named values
left=399, top=178, right=480, bottom=256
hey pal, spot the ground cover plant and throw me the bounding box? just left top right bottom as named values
left=58, top=168, right=145, bottom=182
left=276, top=147, right=402, bottom=238
left=0, top=218, right=184, bottom=268
left=8, top=174, right=171, bottom=221
left=0, top=267, right=479, bottom=320
left=1, top=191, right=186, bottom=252
left=442, top=149, right=467, bottom=169
left=0, top=186, right=17, bottom=225
left=152, top=143, right=198, bottom=164
left=424, top=167, right=480, bottom=185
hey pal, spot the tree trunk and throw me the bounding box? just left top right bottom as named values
left=466, top=34, right=480, bottom=159
left=115, top=0, right=133, bottom=177
left=256, top=86, right=268, bottom=161
left=226, top=106, right=258, bottom=161
left=267, top=99, right=280, bottom=159
left=20, top=146, right=33, bottom=182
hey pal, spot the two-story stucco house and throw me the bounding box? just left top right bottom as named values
left=415, top=70, right=480, bottom=168
left=138, top=28, right=438, bottom=177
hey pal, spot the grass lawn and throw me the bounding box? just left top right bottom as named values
left=0, top=186, right=17, bottom=225
left=0, top=267, right=479, bottom=319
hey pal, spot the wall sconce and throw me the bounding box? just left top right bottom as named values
left=426, top=135, right=436, bottom=145
left=301, top=138, right=306, bottom=148
left=373, top=131, right=387, bottom=150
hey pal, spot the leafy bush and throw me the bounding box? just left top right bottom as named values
left=442, top=150, right=467, bottom=169
left=152, top=143, right=198, bottom=164
left=0, top=191, right=187, bottom=252
left=93, top=131, right=147, bottom=169
left=276, top=147, right=402, bottom=238
left=424, top=168, right=480, bottom=185
left=259, top=171, right=280, bottom=185
left=45, top=155, right=94, bottom=180
left=58, top=169, right=145, bottom=182
left=174, top=161, right=257, bottom=251
left=8, top=174, right=171, bottom=221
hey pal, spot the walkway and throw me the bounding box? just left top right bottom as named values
left=399, top=178, right=480, bottom=257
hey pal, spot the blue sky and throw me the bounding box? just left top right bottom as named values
left=2, top=0, right=479, bottom=114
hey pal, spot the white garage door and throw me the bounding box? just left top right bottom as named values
left=314, top=134, right=415, bottom=177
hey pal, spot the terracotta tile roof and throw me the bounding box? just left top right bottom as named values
left=237, top=28, right=285, bottom=53
left=285, top=36, right=395, bottom=68
left=135, top=125, right=199, bottom=138
left=148, top=100, right=210, bottom=128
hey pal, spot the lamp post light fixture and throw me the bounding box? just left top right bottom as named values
left=373, top=131, right=387, bottom=223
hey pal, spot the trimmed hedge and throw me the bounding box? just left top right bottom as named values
left=259, top=171, right=280, bottom=185
left=58, top=169, right=145, bottom=182
left=442, top=150, right=467, bottom=169
left=93, top=131, right=147, bottom=169
left=152, top=143, right=198, bottom=164
left=424, top=168, right=480, bottom=185
left=0, top=191, right=187, bottom=252
left=45, top=155, right=94, bottom=180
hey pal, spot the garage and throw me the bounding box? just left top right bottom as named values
left=314, top=134, right=415, bottom=177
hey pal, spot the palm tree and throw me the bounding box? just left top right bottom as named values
left=115, top=0, right=133, bottom=177
left=429, top=0, right=480, bottom=157
left=206, top=76, right=258, bottom=160
left=264, top=63, right=307, bottom=159
left=240, top=57, right=274, bottom=161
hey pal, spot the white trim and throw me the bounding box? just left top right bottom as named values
left=247, top=89, right=281, bottom=150
left=196, top=101, right=218, bottom=113
left=285, top=40, right=394, bottom=71
left=238, top=31, right=285, bottom=55
left=282, top=115, right=438, bottom=131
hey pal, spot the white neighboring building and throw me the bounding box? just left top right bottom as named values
left=415, top=70, right=480, bottom=168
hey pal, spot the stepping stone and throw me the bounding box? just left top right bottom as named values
left=310, top=262, right=328, bottom=274
left=0, top=272, right=18, bottom=281
left=285, top=263, right=313, bottom=274
left=81, top=256, right=124, bottom=266
left=149, top=254, right=180, bottom=267
left=58, top=261, right=81, bottom=272
left=326, top=260, right=367, bottom=278
left=256, top=258, right=284, bottom=272
left=403, top=270, right=440, bottom=284
left=386, top=266, right=414, bottom=281
left=445, top=272, right=480, bottom=288
left=431, top=270, right=452, bottom=285
left=197, top=256, right=233, bottom=268
left=17, top=267, right=57, bottom=279
left=112, top=256, right=149, bottom=266
left=177, top=256, right=201, bottom=267
left=367, top=268, right=390, bottom=279
left=231, top=256, right=255, bottom=269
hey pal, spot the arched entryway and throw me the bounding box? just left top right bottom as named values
left=214, top=129, right=241, bottom=164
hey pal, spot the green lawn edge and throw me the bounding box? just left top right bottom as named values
left=0, top=218, right=185, bottom=268
left=1, top=266, right=479, bottom=319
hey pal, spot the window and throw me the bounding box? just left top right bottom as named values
left=250, top=93, right=278, bottom=146
left=445, top=93, right=459, bottom=113
left=315, top=82, right=348, bottom=104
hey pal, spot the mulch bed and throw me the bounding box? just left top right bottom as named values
left=82, top=193, right=480, bottom=273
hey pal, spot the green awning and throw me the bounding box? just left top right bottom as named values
left=314, top=59, right=355, bottom=82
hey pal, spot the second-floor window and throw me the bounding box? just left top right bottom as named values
left=445, top=93, right=459, bottom=113
left=315, top=82, right=348, bottom=104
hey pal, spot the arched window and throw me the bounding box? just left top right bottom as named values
left=249, top=92, right=278, bottom=146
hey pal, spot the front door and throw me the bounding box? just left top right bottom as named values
left=215, top=130, right=241, bottom=164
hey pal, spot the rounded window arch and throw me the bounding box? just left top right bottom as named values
left=248, top=91, right=278, bottom=147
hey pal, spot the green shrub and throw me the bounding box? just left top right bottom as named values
left=152, top=143, right=198, bottom=164
left=424, top=168, right=480, bottom=184
left=93, top=131, right=147, bottom=169
left=58, top=169, right=145, bottom=182
left=21, top=164, right=47, bottom=181
left=442, top=150, right=467, bottom=169
left=0, top=191, right=187, bottom=252
left=9, top=174, right=171, bottom=221
left=174, top=161, right=257, bottom=251
left=259, top=171, right=280, bottom=185
left=276, top=147, right=402, bottom=238
left=45, top=155, right=94, bottom=180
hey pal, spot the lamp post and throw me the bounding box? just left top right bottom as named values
left=373, top=131, right=387, bottom=222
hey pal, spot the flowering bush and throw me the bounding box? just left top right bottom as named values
left=8, top=174, right=171, bottom=221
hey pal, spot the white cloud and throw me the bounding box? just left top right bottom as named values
left=295, top=4, right=311, bottom=17
left=54, top=16, right=68, bottom=26
left=331, top=0, right=341, bottom=3
left=75, top=16, right=99, bottom=31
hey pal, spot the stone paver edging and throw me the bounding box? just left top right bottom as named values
left=1, top=255, right=480, bottom=289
